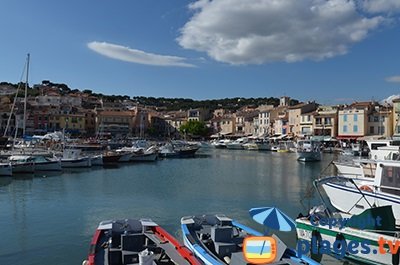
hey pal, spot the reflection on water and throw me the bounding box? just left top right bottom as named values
left=0, top=148, right=349, bottom=265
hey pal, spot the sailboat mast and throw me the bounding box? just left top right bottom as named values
left=23, top=53, right=30, bottom=137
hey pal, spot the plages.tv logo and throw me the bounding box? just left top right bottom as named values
left=297, top=214, right=384, bottom=259
left=243, top=236, right=277, bottom=264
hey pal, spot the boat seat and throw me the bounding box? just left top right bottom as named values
left=121, top=233, right=146, bottom=252
left=211, top=226, right=233, bottom=243
left=122, top=250, right=139, bottom=265
left=104, top=248, right=123, bottom=265
left=214, top=242, right=237, bottom=259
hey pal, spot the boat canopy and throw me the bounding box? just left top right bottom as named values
left=347, top=205, right=395, bottom=233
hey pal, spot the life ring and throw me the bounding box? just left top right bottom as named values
left=360, top=185, right=373, bottom=192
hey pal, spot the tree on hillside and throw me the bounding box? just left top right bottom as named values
left=179, top=120, right=209, bottom=137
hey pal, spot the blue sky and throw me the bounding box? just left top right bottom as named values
left=1, top=0, right=400, bottom=104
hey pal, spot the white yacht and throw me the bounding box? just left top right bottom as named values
left=32, top=155, right=62, bottom=171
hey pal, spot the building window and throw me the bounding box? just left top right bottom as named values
left=343, top=114, right=347, bottom=122
left=370, top=126, right=374, bottom=134
left=374, top=116, right=379, bottom=122
left=379, top=126, right=385, bottom=134
left=353, top=125, right=358, bottom=132
left=343, top=125, right=348, bottom=132
left=354, top=114, right=358, bottom=122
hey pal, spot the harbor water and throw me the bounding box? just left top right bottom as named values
left=0, top=148, right=352, bottom=265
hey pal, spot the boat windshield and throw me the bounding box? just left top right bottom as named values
left=380, top=166, right=400, bottom=196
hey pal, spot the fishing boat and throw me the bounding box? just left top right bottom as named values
left=159, top=142, right=199, bottom=158
left=117, top=152, right=133, bottom=162
left=32, top=155, right=62, bottom=171
left=211, top=139, right=231, bottom=149
left=296, top=203, right=399, bottom=264
left=296, top=140, right=322, bottom=162
left=181, top=214, right=319, bottom=265
left=102, top=152, right=122, bottom=165
left=91, top=154, right=104, bottom=166
left=321, top=160, right=400, bottom=226
left=61, top=149, right=92, bottom=168
left=0, top=162, right=12, bottom=176
left=83, top=218, right=201, bottom=265
left=8, top=155, right=35, bottom=173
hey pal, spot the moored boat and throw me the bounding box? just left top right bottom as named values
left=8, top=155, right=35, bottom=173
left=32, top=156, right=62, bottom=171
left=181, top=214, right=319, bottom=265
left=0, top=162, right=12, bottom=176
left=296, top=205, right=399, bottom=265
left=321, top=160, right=400, bottom=226
left=102, top=152, right=122, bottom=165
left=296, top=140, right=321, bottom=162
left=61, top=149, right=92, bottom=168
left=91, top=154, right=104, bottom=166
left=83, top=218, right=201, bottom=265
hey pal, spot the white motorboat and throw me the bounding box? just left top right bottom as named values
left=130, top=146, right=158, bottom=162
left=0, top=162, right=12, bottom=176
left=226, top=138, right=248, bottom=150
left=118, top=151, right=133, bottom=162
left=321, top=160, right=400, bottom=226
left=32, top=156, right=62, bottom=171
left=90, top=154, right=103, bottom=166
left=242, top=139, right=271, bottom=151
left=61, top=149, right=91, bottom=168
left=8, top=155, right=35, bottom=173
left=296, top=140, right=321, bottom=162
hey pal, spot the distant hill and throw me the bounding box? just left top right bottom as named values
left=1, top=80, right=300, bottom=111
left=132, top=96, right=300, bottom=111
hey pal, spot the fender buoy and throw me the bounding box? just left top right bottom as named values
left=311, top=230, right=323, bottom=262
left=360, top=185, right=373, bottom=192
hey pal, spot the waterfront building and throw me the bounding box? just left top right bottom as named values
left=187, top=108, right=211, bottom=122
left=313, top=106, right=339, bottom=138
left=393, top=98, right=400, bottom=138
left=48, top=113, right=86, bottom=136
left=366, top=105, right=393, bottom=138
left=287, top=102, right=318, bottom=137
left=299, top=111, right=315, bottom=138
left=337, top=102, right=373, bottom=140
left=257, top=105, right=274, bottom=136
left=96, top=110, right=135, bottom=137
left=273, top=108, right=289, bottom=135
left=210, top=115, right=235, bottom=137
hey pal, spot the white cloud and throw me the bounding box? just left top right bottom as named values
left=386, top=75, right=400, bottom=83
left=87, top=41, right=195, bottom=67
left=178, top=0, right=385, bottom=65
left=362, top=0, right=400, bottom=13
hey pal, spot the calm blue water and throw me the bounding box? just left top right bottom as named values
left=0, top=148, right=348, bottom=265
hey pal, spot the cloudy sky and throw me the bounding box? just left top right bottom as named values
left=1, top=0, right=400, bottom=104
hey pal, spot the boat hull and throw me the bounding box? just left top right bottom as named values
left=0, top=163, right=12, bottom=176
left=61, top=157, right=91, bottom=168
left=296, top=218, right=394, bottom=265
left=35, top=160, right=62, bottom=171
left=130, top=153, right=158, bottom=161
left=322, top=182, right=400, bottom=225
left=297, top=151, right=321, bottom=162
left=11, top=162, right=35, bottom=173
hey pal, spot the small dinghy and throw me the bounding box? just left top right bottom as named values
left=181, top=214, right=319, bottom=265
left=84, top=218, right=201, bottom=265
